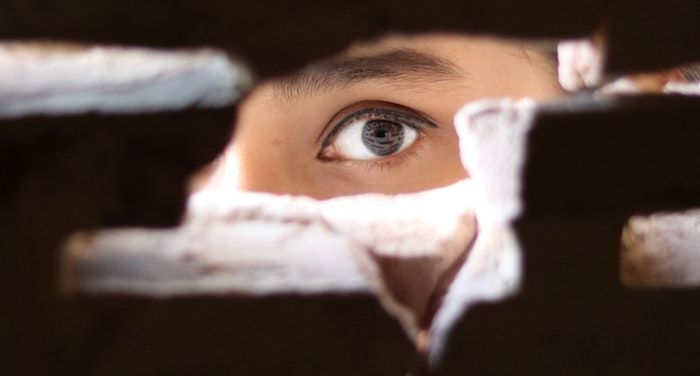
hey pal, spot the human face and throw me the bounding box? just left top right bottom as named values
left=207, top=34, right=562, bottom=199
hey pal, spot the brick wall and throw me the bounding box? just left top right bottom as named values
left=1, top=1, right=699, bottom=375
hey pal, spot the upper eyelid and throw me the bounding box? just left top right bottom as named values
left=320, top=106, right=437, bottom=148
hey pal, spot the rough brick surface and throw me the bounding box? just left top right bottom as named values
left=0, top=43, right=251, bottom=118
left=436, top=96, right=700, bottom=376
left=0, top=0, right=697, bottom=76
left=622, top=208, right=700, bottom=288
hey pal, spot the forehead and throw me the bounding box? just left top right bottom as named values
left=268, top=34, right=550, bottom=98
left=269, top=36, right=470, bottom=104
left=238, top=34, right=557, bottom=121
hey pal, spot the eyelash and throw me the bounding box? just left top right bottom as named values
left=325, top=141, right=428, bottom=172
left=317, top=104, right=437, bottom=168
left=320, top=107, right=436, bottom=149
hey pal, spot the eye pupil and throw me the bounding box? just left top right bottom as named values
left=362, top=120, right=405, bottom=156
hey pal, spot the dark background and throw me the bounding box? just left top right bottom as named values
left=1, top=1, right=699, bottom=375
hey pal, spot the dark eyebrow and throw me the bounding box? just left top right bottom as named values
left=275, top=48, right=464, bottom=101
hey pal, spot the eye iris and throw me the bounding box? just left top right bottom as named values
left=361, top=120, right=405, bottom=156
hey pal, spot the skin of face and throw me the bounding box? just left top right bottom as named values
left=202, top=34, right=563, bottom=199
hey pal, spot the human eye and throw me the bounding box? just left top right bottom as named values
left=317, top=102, right=437, bottom=162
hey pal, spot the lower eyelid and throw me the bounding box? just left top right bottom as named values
left=324, top=137, right=429, bottom=172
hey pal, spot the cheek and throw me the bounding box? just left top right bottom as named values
left=231, top=138, right=292, bottom=195
left=421, top=129, right=469, bottom=180
left=307, top=131, right=468, bottom=199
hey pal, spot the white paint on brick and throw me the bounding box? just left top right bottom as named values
left=557, top=37, right=605, bottom=91
left=622, top=208, right=700, bottom=288
left=429, top=100, right=528, bottom=365
left=455, top=98, right=535, bottom=227
left=0, top=43, right=253, bottom=118
left=61, top=221, right=374, bottom=296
